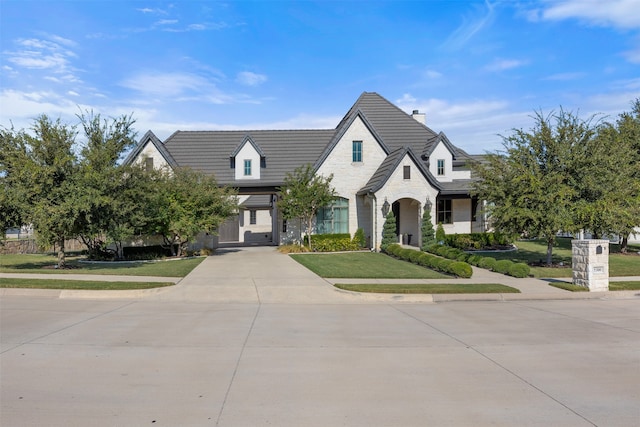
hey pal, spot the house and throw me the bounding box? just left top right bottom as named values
left=125, top=92, right=484, bottom=249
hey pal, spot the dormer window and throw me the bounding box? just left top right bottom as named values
left=231, top=135, right=264, bottom=180
left=437, top=159, right=445, bottom=176
left=403, top=165, right=410, bottom=179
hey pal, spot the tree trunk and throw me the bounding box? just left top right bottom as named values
left=307, top=217, right=313, bottom=250
left=115, top=241, right=124, bottom=260
left=620, top=235, right=628, bottom=254
left=546, top=238, right=554, bottom=266
left=57, top=237, right=66, bottom=269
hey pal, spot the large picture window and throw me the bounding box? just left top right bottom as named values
left=437, top=199, right=452, bottom=224
left=316, top=198, right=349, bottom=234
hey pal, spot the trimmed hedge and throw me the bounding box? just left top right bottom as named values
left=304, top=234, right=359, bottom=252
left=508, top=263, right=531, bottom=278
left=444, top=232, right=515, bottom=250
left=494, top=259, right=514, bottom=275
left=386, top=244, right=472, bottom=278
left=425, top=244, right=531, bottom=278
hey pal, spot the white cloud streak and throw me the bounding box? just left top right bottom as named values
left=532, top=0, right=640, bottom=29
left=236, top=71, right=267, bottom=86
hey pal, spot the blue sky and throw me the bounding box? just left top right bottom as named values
left=1, top=0, right=639, bottom=153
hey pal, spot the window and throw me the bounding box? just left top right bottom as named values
left=471, top=198, right=479, bottom=222
left=352, top=141, right=362, bottom=163
left=437, top=199, right=452, bottom=224
left=282, top=219, right=287, bottom=233
left=316, top=198, right=349, bottom=234
left=249, top=209, right=257, bottom=225
left=437, top=159, right=445, bottom=176
left=244, top=159, right=252, bottom=176
left=403, top=165, right=411, bottom=179
left=145, top=157, right=154, bottom=171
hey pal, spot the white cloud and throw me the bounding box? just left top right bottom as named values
left=442, top=0, right=497, bottom=50
left=155, top=19, right=178, bottom=26
left=484, top=59, right=528, bottom=72
left=423, top=69, right=443, bottom=79
left=623, top=46, right=640, bottom=63
left=120, top=72, right=214, bottom=97
left=543, top=72, right=585, bottom=81
left=532, top=0, right=640, bottom=29
left=236, top=71, right=267, bottom=86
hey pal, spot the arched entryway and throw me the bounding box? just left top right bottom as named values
left=391, top=198, right=421, bottom=247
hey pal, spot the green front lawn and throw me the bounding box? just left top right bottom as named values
left=334, top=283, right=519, bottom=294
left=0, top=277, right=175, bottom=290
left=548, top=281, right=640, bottom=292
left=0, top=254, right=205, bottom=277
left=487, top=238, right=640, bottom=278
left=290, top=252, right=447, bottom=279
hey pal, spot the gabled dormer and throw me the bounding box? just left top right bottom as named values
left=230, top=135, right=265, bottom=180
left=422, top=132, right=458, bottom=182
left=123, top=130, right=177, bottom=171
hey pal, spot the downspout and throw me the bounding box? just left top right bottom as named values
left=370, top=193, right=378, bottom=252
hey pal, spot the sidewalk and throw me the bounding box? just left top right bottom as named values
left=1, top=249, right=639, bottom=302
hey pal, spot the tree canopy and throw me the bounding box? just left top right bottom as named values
left=278, top=164, right=336, bottom=249
left=473, top=101, right=640, bottom=264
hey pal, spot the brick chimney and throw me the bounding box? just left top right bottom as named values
left=411, top=109, right=426, bottom=125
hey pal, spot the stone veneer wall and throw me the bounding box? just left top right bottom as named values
left=571, top=239, right=609, bottom=292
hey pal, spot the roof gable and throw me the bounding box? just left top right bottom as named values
left=357, top=146, right=442, bottom=195
left=123, top=130, right=177, bottom=167
left=230, top=135, right=266, bottom=158
left=313, top=109, right=389, bottom=170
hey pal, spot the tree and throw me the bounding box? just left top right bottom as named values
left=147, top=167, right=238, bottom=257
left=472, top=109, right=597, bottom=266
left=278, top=164, right=336, bottom=250
left=380, top=212, right=397, bottom=252
left=421, top=208, right=436, bottom=250
left=0, top=128, right=25, bottom=240
left=75, top=111, right=139, bottom=259
left=2, top=116, right=81, bottom=268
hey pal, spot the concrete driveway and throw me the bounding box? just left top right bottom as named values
left=1, top=247, right=639, bottom=426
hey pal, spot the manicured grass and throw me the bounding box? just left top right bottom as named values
left=290, top=252, right=447, bottom=279
left=0, top=254, right=205, bottom=277
left=334, top=283, right=519, bottom=294
left=487, top=238, right=640, bottom=278
left=548, top=280, right=640, bottom=292
left=610, top=281, right=640, bottom=291
left=0, top=277, right=175, bottom=290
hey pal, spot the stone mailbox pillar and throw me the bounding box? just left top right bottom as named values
left=571, top=239, right=609, bottom=292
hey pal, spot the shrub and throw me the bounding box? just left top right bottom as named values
left=467, top=254, right=482, bottom=266
left=408, top=250, right=423, bottom=264
left=494, top=259, right=514, bottom=274
left=448, top=261, right=473, bottom=278
left=200, top=247, right=215, bottom=256
left=303, top=234, right=359, bottom=252
left=435, top=223, right=446, bottom=243
left=353, top=228, right=366, bottom=248
left=387, top=243, right=401, bottom=256
left=399, top=248, right=414, bottom=260
left=508, top=263, right=530, bottom=278
left=417, top=253, right=435, bottom=268
left=478, top=257, right=497, bottom=270
left=381, top=212, right=397, bottom=252
left=278, top=244, right=310, bottom=254
left=455, top=253, right=469, bottom=262
left=421, top=208, right=436, bottom=250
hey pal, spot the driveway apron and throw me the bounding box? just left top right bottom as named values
left=150, top=246, right=364, bottom=304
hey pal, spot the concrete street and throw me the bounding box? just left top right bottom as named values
left=1, top=247, right=639, bottom=426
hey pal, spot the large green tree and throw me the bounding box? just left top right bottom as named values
left=1, top=115, right=81, bottom=267
left=147, top=167, right=238, bottom=256
left=278, top=164, right=336, bottom=250
left=75, top=111, right=139, bottom=259
left=473, top=109, right=597, bottom=265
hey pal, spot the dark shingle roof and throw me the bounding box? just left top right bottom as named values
left=163, top=129, right=334, bottom=187
left=334, top=92, right=439, bottom=155
left=240, top=195, right=272, bottom=208
left=439, top=180, right=475, bottom=195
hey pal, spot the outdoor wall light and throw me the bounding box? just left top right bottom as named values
left=382, top=198, right=390, bottom=216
